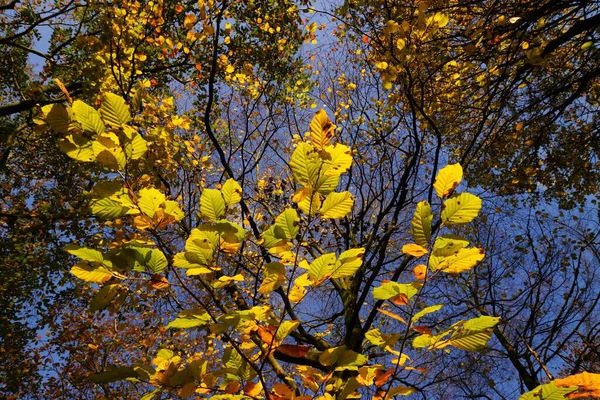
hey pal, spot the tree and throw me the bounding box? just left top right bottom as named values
left=1, top=0, right=599, bottom=399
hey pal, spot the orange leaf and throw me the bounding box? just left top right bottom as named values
left=412, top=325, right=432, bottom=335
left=244, top=381, right=263, bottom=397
left=150, top=275, right=169, bottom=289
left=272, top=383, right=295, bottom=399
left=555, top=372, right=600, bottom=399
left=402, top=243, right=428, bottom=257
left=391, top=293, right=409, bottom=306
left=179, top=382, right=197, bottom=398
left=277, top=344, right=311, bottom=358
left=257, top=325, right=278, bottom=346
left=362, top=34, right=369, bottom=43
left=225, top=381, right=241, bottom=394
left=404, top=366, right=427, bottom=373
left=377, top=308, right=408, bottom=325
left=374, top=368, right=393, bottom=387
left=413, top=264, right=427, bottom=280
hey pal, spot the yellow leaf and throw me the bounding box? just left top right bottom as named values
left=138, top=188, right=166, bottom=218
left=70, top=263, right=113, bottom=283
left=402, top=243, right=428, bottom=257
left=433, top=163, right=463, bottom=198
left=436, top=247, right=485, bottom=273
left=309, top=109, right=335, bottom=150
left=184, top=13, right=196, bottom=29
left=244, top=381, right=263, bottom=397
left=320, top=191, right=353, bottom=219
left=297, top=191, right=321, bottom=215
left=322, top=143, right=352, bottom=177
left=441, top=193, right=482, bottom=225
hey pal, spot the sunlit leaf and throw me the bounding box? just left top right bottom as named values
left=412, top=304, right=443, bottom=323
left=433, top=163, right=463, bottom=198
left=322, top=143, right=352, bottom=177
left=518, top=381, right=578, bottom=400
left=274, top=208, right=300, bottom=240
left=332, top=248, right=364, bottom=278
left=441, top=193, right=482, bottom=225
left=435, top=247, right=485, bottom=273
left=555, top=372, right=600, bottom=399
left=70, top=263, right=112, bottom=283
left=289, top=142, right=320, bottom=186
left=372, top=281, right=421, bottom=301
left=41, top=104, right=71, bottom=133
left=100, top=93, right=132, bottom=126
left=321, top=191, right=354, bottom=219
left=401, top=243, right=428, bottom=257
left=200, top=188, right=225, bottom=221
left=309, top=109, right=335, bottom=150
left=72, top=100, right=105, bottom=134
left=138, top=187, right=166, bottom=218
left=167, top=310, right=211, bottom=329
left=308, top=253, right=337, bottom=281
left=222, top=178, right=242, bottom=206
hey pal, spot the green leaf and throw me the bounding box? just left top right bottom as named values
left=221, top=178, right=242, bottom=206
left=99, top=93, right=132, bottom=126
left=200, top=188, right=225, bottom=221
left=65, top=244, right=105, bottom=264
left=274, top=208, right=299, bottom=240
left=90, top=198, right=129, bottom=219
left=89, top=366, right=137, bottom=383
left=308, top=253, right=337, bottom=281
left=518, top=381, right=578, bottom=400
left=433, top=163, right=463, bottom=198
left=320, top=191, right=354, bottom=219
left=365, top=329, right=400, bottom=347
left=411, top=201, right=432, bottom=246
left=412, top=304, right=443, bottom=323
left=372, top=281, right=422, bottom=301
left=90, top=284, right=120, bottom=311
left=72, top=100, right=105, bottom=134
left=258, top=262, right=286, bottom=294
left=138, top=187, right=166, bottom=218
left=135, top=248, right=168, bottom=274
left=123, top=133, right=147, bottom=160
left=164, top=200, right=184, bottom=221
left=140, top=389, right=160, bottom=400
left=184, top=225, right=219, bottom=265
left=167, top=310, right=211, bottom=329
left=441, top=192, right=482, bottom=225
left=332, top=248, right=364, bottom=278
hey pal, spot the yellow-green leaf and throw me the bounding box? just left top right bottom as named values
left=332, top=248, right=364, bottom=278
left=372, top=281, right=422, bottom=301
left=518, top=382, right=578, bottom=400
left=92, top=132, right=126, bottom=170
left=167, top=310, right=211, bottom=329
left=138, top=188, right=166, bottom=218
left=258, top=262, right=286, bottom=294
left=412, top=304, right=443, bottom=323
left=41, top=104, right=71, bottom=133
left=441, top=193, right=482, bottom=225
left=444, top=316, right=500, bottom=351
left=72, top=99, right=105, bottom=134
left=200, top=188, right=225, bottom=221
left=222, top=178, right=242, bottom=206
left=90, top=198, right=129, bottom=220
left=99, top=93, right=132, bottom=126
left=289, top=142, right=320, bottom=186
left=59, top=134, right=95, bottom=162
left=308, top=253, right=337, bottom=281
left=275, top=320, right=299, bottom=343
left=433, top=163, right=463, bottom=198
left=321, top=191, right=353, bottom=219
left=411, top=201, right=432, bottom=246
left=309, top=109, right=335, bottom=150
left=274, top=208, right=299, bottom=240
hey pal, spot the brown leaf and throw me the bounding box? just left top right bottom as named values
left=243, top=381, right=262, bottom=397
